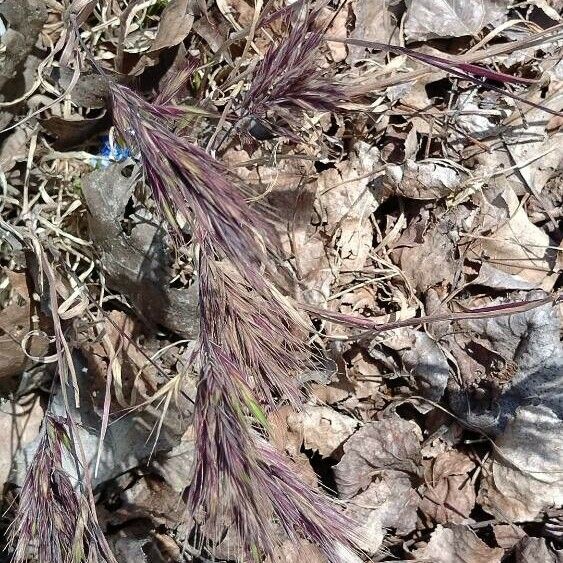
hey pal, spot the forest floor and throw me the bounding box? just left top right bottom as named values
left=0, top=1, right=562, bottom=562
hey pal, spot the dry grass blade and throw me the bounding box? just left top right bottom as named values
left=331, top=36, right=563, bottom=117
left=303, top=293, right=560, bottom=334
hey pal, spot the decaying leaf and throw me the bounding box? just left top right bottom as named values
left=401, top=330, right=450, bottom=407
left=419, top=450, right=477, bottom=524
left=493, top=524, right=526, bottom=549
left=0, top=271, right=51, bottom=380
left=317, top=142, right=381, bottom=278
left=347, top=0, right=398, bottom=64
left=287, top=405, right=359, bottom=458
left=334, top=412, right=422, bottom=499
left=412, top=524, right=504, bottom=563
left=478, top=404, right=563, bottom=522
left=404, top=0, right=507, bottom=41
left=467, top=187, right=556, bottom=286
left=384, top=159, right=468, bottom=200
left=397, top=208, right=464, bottom=293
left=0, top=0, right=47, bottom=93
left=347, top=470, right=418, bottom=554
left=513, top=536, right=560, bottom=563
left=149, top=0, right=195, bottom=52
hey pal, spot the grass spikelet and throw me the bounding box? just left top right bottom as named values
left=8, top=415, right=116, bottom=563
left=240, top=6, right=345, bottom=124
left=187, top=256, right=358, bottom=561
left=108, top=70, right=359, bottom=560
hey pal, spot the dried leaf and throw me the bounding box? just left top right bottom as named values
left=419, top=451, right=477, bottom=524
left=513, top=537, right=559, bottom=563
left=287, top=405, right=359, bottom=458
left=467, top=187, right=555, bottom=286
left=149, top=0, right=195, bottom=52
left=493, top=524, right=526, bottom=549
left=317, top=142, right=381, bottom=278
left=404, top=0, right=507, bottom=41
left=478, top=404, right=563, bottom=521
left=401, top=331, right=450, bottom=407
left=413, top=524, right=504, bottom=562
left=385, top=159, right=468, bottom=200
left=334, top=413, right=422, bottom=499
left=348, top=0, right=398, bottom=65
left=347, top=470, right=418, bottom=554
left=0, top=303, right=50, bottom=379
left=397, top=210, right=463, bottom=293
left=0, top=397, right=43, bottom=491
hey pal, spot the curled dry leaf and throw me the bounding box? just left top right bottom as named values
left=401, top=331, right=450, bottom=408
left=287, top=405, right=359, bottom=458
left=404, top=0, right=507, bottom=41
left=334, top=412, right=422, bottom=499
left=397, top=208, right=466, bottom=293
left=419, top=450, right=477, bottom=524
left=347, top=470, right=418, bottom=554
left=0, top=271, right=51, bottom=380
left=478, top=404, right=563, bottom=522
left=347, top=0, right=398, bottom=65
left=317, top=142, right=381, bottom=279
left=503, top=92, right=563, bottom=196
left=513, top=536, right=560, bottom=563
left=0, top=303, right=50, bottom=380
left=457, top=291, right=563, bottom=426
left=149, top=0, right=195, bottom=52
left=493, top=524, right=526, bottom=550
left=384, top=159, right=468, bottom=200
left=467, top=186, right=556, bottom=287
left=413, top=524, right=504, bottom=563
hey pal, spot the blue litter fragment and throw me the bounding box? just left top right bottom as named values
left=94, top=135, right=131, bottom=167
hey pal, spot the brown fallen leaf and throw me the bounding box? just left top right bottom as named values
left=493, top=523, right=526, bottom=550
left=400, top=330, right=450, bottom=408
left=513, top=536, right=560, bottom=563
left=384, top=159, right=468, bottom=200
left=287, top=405, right=359, bottom=458
left=347, top=470, right=418, bottom=554
left=149, top=0, right=195, bottom=52
left=467, top=186, right=556, bottom=287
left=404, top=0, right=508, bottom=41
left=412, top=524, right=504, bottom=563
left=0, top=271, right=51, bottom=380
left=347, top=0, right=398, bottom=65
left=0, top=303, right=50, bottom=380
left=478, top=404, right=563, bottom=521
left=334, top=412, right=422, bottom=499
left=397, top=210, right=461, bottom=293
left=0, top=396, right=44, bottom=493
left=317, top=142, right=381, bottom=280
left=419, top=450, right=477, bottom=524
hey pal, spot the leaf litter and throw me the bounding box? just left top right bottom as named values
left=0, top=0, right=562, bottom=561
